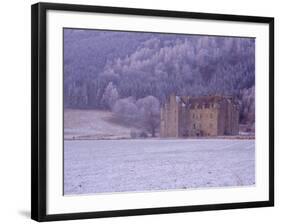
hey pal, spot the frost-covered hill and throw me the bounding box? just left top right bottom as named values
left=64, top=29, right=255, bottom=127
left=64, top=109, right=139, bottom=140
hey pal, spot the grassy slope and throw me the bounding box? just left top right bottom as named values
left=64, top=109, right=139, bottom=140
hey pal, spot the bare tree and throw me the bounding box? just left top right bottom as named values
left=136, top=96, right=160, bottom=137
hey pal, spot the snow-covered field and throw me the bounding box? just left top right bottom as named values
left=64, top=109, right=136, bottom=140
left=64, top=139, right=255, bottom=195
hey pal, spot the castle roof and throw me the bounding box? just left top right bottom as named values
left=177, top=95, right=237, bottom=109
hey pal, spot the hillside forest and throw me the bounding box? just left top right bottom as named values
left=64, top=29, right=255, bottom=135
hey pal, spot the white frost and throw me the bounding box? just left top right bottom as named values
left=64, top=139, right=255, bottom=195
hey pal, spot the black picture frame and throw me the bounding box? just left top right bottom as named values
left=31, top=2, right=274, bottom=222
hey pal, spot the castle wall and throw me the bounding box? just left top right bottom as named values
left=160, top=95, right=239, bottom=138
left=187, top=107, right=219, bottom=136
left=178, top=105, right=188, bottom=137
left=217, top=100, right=227, bottom=135
left=233, top=108, right=239, bottom=134
left=160, top=95, right=180, bottom=137
left=229, top=103, right=239, bottom=135
left=217, top=99, right=240, bottom=135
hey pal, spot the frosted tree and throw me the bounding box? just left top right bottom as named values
left=136, top=96, right=160, bottom=137
left=239, top=87, right=255, bottom=126
left=112, top=97, right=138, bottom=123
left=101, top=82, right=119, bottom=109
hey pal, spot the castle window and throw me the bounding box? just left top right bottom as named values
left=193, top=124, right=196, bottom=129
left=200, top=114, right=202, bottom=119
left=210, top=113, right=213, bottom=119
left=193, top=113, right=195, bottom=118
left=209, top=123, right=213, bottom=128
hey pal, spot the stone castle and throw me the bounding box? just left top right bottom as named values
left=160, top=94, right=239, bottom=137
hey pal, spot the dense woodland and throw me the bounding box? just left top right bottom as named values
left=64, top=29, right=255, bottom=133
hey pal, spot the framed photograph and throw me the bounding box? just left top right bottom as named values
left=31, top=2, right=274, bottom=222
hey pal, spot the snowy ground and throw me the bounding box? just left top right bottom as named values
left=64, top=139, right=255, bottom=195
